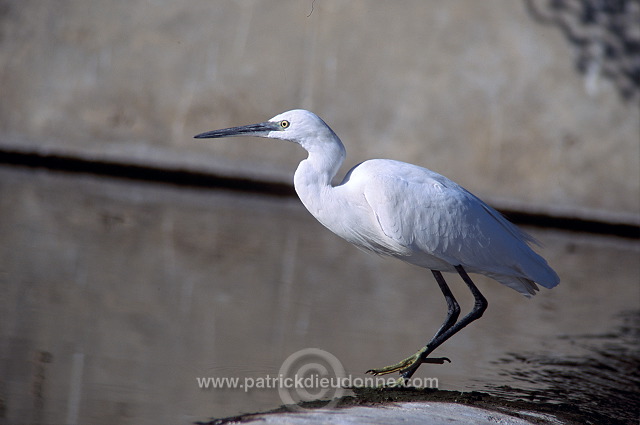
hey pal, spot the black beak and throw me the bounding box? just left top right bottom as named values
left=194, top=122, right=280, bottom=139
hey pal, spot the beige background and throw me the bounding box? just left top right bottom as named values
left=1, top=0, right=638, bottom=216
left=1, top=1, right=639, bottom=424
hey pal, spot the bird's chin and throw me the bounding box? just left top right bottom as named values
left=265, top=131, right=293, bottom=142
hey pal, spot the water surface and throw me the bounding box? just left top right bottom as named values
left=1, top=167, right=638, bottom=424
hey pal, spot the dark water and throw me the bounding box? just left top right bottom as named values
left=486, top=310, right=640, bottom=423
left=1, top=167, right=639, bottom=425
left=203, top=311, right=640, bottom=425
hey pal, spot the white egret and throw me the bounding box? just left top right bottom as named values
left=195, top=109, right=560, bottom=380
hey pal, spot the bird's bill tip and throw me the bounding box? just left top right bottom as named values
left=194, top=121, right=279, bottom=139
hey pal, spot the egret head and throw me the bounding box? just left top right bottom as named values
left=194, top=109, right=340, bottom=152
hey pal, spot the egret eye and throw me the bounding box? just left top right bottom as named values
left=280, top=120, right=290, bottom=129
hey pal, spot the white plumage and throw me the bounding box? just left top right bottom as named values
left=195, top=108, right=560, bottom=379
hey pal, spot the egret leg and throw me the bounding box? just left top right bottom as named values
left=365, top=270, right=461, bottom=376
left=431, top=270, right=461, bottom=339
left=366, top=266, right=487, bottom=380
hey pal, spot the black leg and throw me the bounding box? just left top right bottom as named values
left=431, top=270, right=461, bottom=339
left=401, top=265, right=488, bottom=380
left=366, top=266, right=488, bottom=379
left=418, top=271, right=461, bottom=365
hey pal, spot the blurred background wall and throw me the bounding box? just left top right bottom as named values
left=1, top=0, right=638, bottom=216
left=1, top=1, right=639, bottom=424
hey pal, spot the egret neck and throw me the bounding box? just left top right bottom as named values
left=293, top=131, right=346, bottom=220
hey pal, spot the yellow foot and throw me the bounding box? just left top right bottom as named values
left=366, top=350, right=450, bottom=376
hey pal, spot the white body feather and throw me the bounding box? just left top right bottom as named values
left=196, top=109, right=560, bottom=297
left=282, top=110, right=559, bottom=297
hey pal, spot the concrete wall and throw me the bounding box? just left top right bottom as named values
left=1, top=0, right=638, bottom=217
left=1, top=2, right=639, bottom=423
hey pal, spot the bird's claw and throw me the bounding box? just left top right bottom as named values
left=422, top=356, right=451, bottom=364
left=366, top=351, right=451, bottom=376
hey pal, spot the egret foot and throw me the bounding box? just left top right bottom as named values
left=366, top=350, right=450, bottom=376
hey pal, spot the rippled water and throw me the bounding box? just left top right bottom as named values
left=202, top=311, right=639, bottom=425
left=1, top=168, right=639, bottom=424
left=485, top=310, right=640, bottom=423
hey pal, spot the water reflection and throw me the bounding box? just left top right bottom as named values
left=0, top=167, right=639, bottom=424
left=487, top=310, right=640, bottom=423
left=201, top=311, right=639, bottom=425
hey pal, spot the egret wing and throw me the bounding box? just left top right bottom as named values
left=361, top=160, right=558, bottom=292
left=362, top=167, right=478, bottom=264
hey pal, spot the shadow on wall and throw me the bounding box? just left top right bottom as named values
left=525, top=0, right=640, bottom=102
